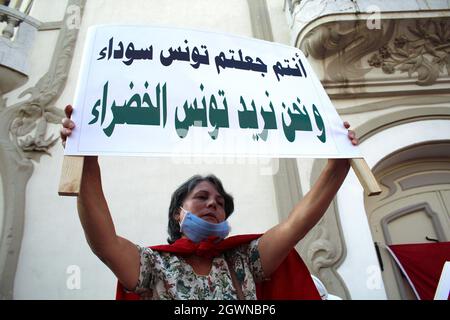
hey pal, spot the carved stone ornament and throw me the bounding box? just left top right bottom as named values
left=301, top=19, right=395, bottom=83
left=299, top=16, right=450, bottom=97
left=367, top=19, right=450, bottom=86
left=0, top=0, right=86, bottom=299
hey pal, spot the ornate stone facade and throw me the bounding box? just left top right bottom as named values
left=300, top=17, right=450, bottom=97
left=0, top=0, right=85, bottom=299
left=285, top=0, right=450, bottom=299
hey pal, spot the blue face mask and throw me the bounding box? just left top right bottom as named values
left=179, top=207, right=230, bottom=243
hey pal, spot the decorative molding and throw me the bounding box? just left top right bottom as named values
left=302, top=20, right=395, bottom=82
left=0, top=0, right=86, bottom=299
left=296, top=13, right=450, bottom=97
left=302, top=18, right=450, bottom=87
left=300, top=214, right=351, bottom=299
left=355, top=106, right=450, bottom=143
left=247, top=0, right=274, bottom=41
left=338, top=95, right=450, bottom=115
left=398, top=172, right=450, bottom=191
left=285, top=0, right=301, bottom=15
left=377, top=160, right=450, bottom=200
left=9, top=0, right=85, bottom=160
left=371, top=141, right=450, bottom=174
left=367, top=19, right=450, bottom=86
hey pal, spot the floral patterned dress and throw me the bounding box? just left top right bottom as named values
left=134, top=239, right=266, bottom=300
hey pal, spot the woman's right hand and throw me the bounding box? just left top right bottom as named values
left=60, top=104, right=75, bottom=148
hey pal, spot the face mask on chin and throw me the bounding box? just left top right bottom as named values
left=179, top=207, right=230, bottom=243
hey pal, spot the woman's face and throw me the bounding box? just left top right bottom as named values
left=178, top=181, right=226, bottom=224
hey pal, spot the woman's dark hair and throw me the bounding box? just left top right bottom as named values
left=167, top=174, right=234, bottom=244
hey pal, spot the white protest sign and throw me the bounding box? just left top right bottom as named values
left=65, top=25, right=361, bottom=159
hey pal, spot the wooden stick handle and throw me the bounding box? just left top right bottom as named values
left=350, top=158, right=382, bottom=196
left=58, top=156, right=85, bottom=196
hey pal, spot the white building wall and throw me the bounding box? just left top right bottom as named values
left=13, top=0, right=280, bottom=299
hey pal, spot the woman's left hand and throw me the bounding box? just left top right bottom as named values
left=344, top=121, right=359, bottom=146
left=327, top=121, right=358, bottom=169
left=258, top=122, right=359, bottom=277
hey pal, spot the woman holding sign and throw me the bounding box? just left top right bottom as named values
left=61, top=104, right=358, bottom=300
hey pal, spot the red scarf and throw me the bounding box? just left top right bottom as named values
left=116, top=234, right=321, bottom=300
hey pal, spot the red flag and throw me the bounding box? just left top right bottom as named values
left=387, top=242, right=450, bottom=300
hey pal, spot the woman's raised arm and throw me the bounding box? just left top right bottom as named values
left=257, top=122, right=358, bottom=277
left=61, top=105, right=140, bottom=290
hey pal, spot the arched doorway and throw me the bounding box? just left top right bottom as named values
left=365, top=141, right=450, bottom=299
